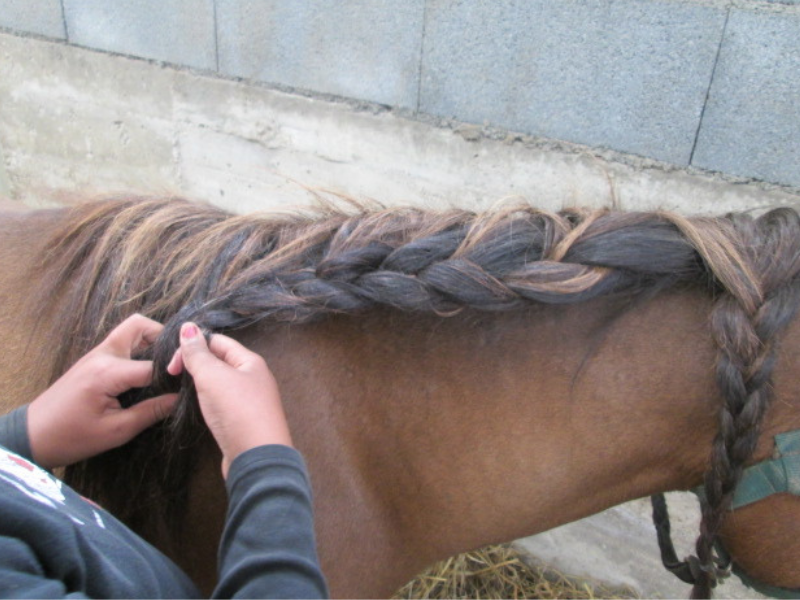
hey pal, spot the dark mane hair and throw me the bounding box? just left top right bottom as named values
left=36, top=196, right=800, bottom=597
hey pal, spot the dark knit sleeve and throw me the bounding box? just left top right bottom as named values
left=0, top=405, right=33, bottom=460
left=213, top=445, right=328, bottom=599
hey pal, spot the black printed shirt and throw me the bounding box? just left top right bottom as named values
left=0, top=406, right=328, bottom=599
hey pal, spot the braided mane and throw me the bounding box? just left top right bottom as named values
left=35, top=196, right=800, bottom=597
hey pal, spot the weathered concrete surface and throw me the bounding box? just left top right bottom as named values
left=0, top=34, right=179, bottom=203
left=514, top=493, right=766, bottom=599
left=4, top=0, right=800, bottom=188
left=0, top=138, right=10, bottom=196
left=0, top=32, right=796, bottom=599
left=3, top=0, right=800, bottom=188
left=2, top=32, right=799, bottom=217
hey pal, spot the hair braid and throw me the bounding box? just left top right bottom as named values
left=688, top=208, right=800, bottom=598
left=161, top=208, right=709, bottom=335
left=138, top=206, right=723, bottom=433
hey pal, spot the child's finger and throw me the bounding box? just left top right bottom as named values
left=208, top=333, right=264, bottom=370
left=115, top=393, right=180, bottom=439
left=103, top=314, right=165, bottom=357
left=108, top=359, right=156, bottom=396
left=179, top=323, right=222, bottom=376
left=167, top=349, right=184, bottom=376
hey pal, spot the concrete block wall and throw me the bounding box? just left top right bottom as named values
left=1, top=0, right=800, bottom=190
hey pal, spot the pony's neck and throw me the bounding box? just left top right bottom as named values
left=0, top=207, right=64, bottom=412
left=251, top=288, right=721, bottom=596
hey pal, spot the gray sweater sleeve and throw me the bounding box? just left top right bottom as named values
left=0, top=404, right=33, bottom=460
left=214, top=444, right=329, bottom=599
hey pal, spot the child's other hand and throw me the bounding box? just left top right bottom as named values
left=27, top=314, right=179, bottom=469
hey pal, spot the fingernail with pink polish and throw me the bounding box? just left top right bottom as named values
left=181, top=323, right=198, bottom=339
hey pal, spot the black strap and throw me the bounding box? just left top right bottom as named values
left=651, top=493, right=699, bottom=585
left=651, top=494, right=732, bottom=593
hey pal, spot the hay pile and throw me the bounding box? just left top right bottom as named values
left=394, top=544, right=635, bottom=599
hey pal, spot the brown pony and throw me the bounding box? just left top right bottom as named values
left=1, top=196, right=799, bottom=598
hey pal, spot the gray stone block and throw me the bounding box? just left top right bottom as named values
left=0, top=0, right=65, bottom=39
left=217, top=0, right=425, bottom=109
left=692, top=10, right=800, bottom=188
left=62, top=0, right=216, bottom=70
left=420, top=0, right=727, bottom=166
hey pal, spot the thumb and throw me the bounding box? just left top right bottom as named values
left=178, top=323, right=215, bottom=375
left=114, top=393, right=179, bottom=440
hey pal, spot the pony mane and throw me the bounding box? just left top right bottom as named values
left=35, top=196, right=800, bottom=594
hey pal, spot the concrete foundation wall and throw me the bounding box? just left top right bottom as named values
left=1, top=0, right=800, bottom=190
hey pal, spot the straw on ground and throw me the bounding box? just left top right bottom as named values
left=395, top=544, right=636, bottom=600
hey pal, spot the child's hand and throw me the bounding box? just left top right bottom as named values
left=167, top=323, right=292, bottom=479
left=27, top=314, right=179, bottom=470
